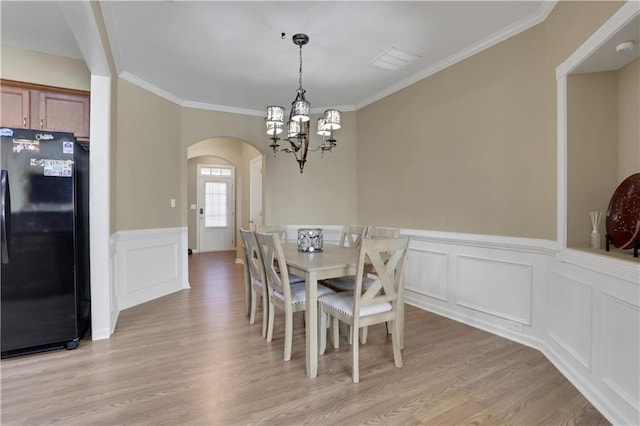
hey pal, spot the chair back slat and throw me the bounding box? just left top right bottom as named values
left=353, top=237, right=409, bottom=315
left=240, top=229, right=265, bottom=287
left=256, top=225, right=288, bottom=242
left=339, top=225, right=367, bottom=249
left=256, top=231, right=290, bottom=298
left=365, top=226, right=400, bottom=239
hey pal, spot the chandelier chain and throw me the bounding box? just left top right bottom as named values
left=298, top=44, right=303, bottom=91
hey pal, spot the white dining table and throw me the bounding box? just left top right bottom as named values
left=281, top=242, right=359, bottom=378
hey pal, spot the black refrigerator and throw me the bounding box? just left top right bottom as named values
left=1, top=127, right=90, bottom=357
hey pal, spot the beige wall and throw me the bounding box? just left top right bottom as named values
left=567, top=72, right=619, bottom=247
left=180, top=108, right=358, bottom=229
left=618, top=57, right=640, bottom=182
left=3, top=1, right=624, bottom=243
left=115, top=79, right=182, bottom=230
left=0, top=46, right=90, bottom=91
left=355, top=1, right=623, bottom=240
left=565, top=57, right=640, bottom=248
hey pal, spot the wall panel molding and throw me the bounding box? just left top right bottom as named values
left=547, top=270, right=593, bottom=371
left=406, top=248, right=449, bottom=302
left=601, top=292, right=640, bottom=410
left=112, top=227, right=189, bottom=310
left=394, top=227, right=638, bottom=425
left=455, top=254, right=532, bottom=325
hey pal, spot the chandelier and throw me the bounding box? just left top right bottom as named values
left=265, top=33, right=341, bottom=173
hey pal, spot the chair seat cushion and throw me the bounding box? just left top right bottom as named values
left=282, top=272, right=305, bottom=284
left=273, top=283, right=335, bottom=305
left=318, top=292, right=391, bottom=317
left=323, top=275, right=376, bottom=292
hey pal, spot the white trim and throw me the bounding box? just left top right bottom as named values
left=119, top=71, right=184, bottom=106
left=59, top=1, right=115, bottom=341
left=104, top=1, right=556, bottom=116
left=556, top=1, right=640, bottom=78
left=558, top=248, right=640, bottom=284
left=557, top=75, right=567, bottom=249
left=87, top=75, right=113, bottom=341
left=182, top=100, right=264, bottom=117
left=400, top=228, right=558, bottom=256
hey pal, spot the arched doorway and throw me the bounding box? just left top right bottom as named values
left=187, top=137, right=262, bottom=261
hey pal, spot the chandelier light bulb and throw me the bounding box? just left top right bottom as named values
left=266, top=121, right=283, bottom=136
left=323, top=109, right=342, bottom=130
left=317, top=118, right=330, bottom=136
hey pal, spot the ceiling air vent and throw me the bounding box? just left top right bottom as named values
left=369, top=47, right=420, bottom=71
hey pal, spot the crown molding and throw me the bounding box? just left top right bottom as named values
left=119, top=71, right=184, bottom=106
left=356, top=1, right=558, bottom=110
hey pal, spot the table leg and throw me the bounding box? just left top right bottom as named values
left=305, top=271, right=318, bottom=378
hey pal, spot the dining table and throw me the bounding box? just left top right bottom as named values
left=281, top=242, right=359, bottom=378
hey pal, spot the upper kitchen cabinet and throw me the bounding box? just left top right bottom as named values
left=0, top=80, right=90, bottom=141
left=1, top=84, right=30, bottom=129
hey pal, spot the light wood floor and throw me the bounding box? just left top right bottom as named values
left=1, top=251, right=608, bottom=425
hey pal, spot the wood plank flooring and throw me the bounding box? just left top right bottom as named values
left=1, top=251, right=609, bottom=425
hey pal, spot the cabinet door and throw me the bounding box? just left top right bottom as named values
left=33, top=90, right=90, bottom=139
left=1, top=85, right=30, bottom=128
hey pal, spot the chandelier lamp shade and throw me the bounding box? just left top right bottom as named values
left=265, top=33, right=342, bottom=173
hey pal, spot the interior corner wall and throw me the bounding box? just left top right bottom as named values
left=566, top=72, right=619, bottom=248
left=355, top=1, right=624, bottom=240
left=115, top=78, right=182, bottom=231
left=618, top=57, right=640, bottom=182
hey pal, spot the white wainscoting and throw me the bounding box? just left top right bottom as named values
left=111, top=227, right=190, bottom=311
left=399, top=229, right=639, bottom=426
left=119, top=224, right=637, bottom=424
left=547, top=270, right=593, bottom=371
left=402, top=229, right=550, bottom=349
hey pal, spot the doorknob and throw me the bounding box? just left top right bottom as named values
left=199, top=208, right=203, bottom=214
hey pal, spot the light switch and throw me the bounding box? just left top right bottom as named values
left=170, top=198, right=176, bottom=208
left=190, top=204, right=197, bottom=210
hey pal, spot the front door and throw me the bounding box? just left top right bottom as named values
left=197, top=165, right=234, bottom=252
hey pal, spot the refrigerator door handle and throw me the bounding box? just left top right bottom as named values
left=1, top=169, right=10, bottom=264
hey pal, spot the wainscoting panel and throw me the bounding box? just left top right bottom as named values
left=112, top=227, right=189, bottom=310
left=405, top=248, right=449, bottom=302
left=282, top=226, right=639, bottom=424
left=547, top=270, right=593, bottom=370
left=601, top=292, right=640, bottom=410
left=455, top=255, right=532, bottom=325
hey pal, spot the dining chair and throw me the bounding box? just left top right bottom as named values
left=256, top=224, right=288, bottom=241
left=323, top=225, right=370, bottom=292
left=239, top=229, right=269, bottom=338
left=241, top=242, right=251, bottom=316
left=256, top=231, right=335, bottom=361
left=318, top=236, right=410, bottom=383
left=255, top=224, right=305, bottom=284
left=366, top=226, right=400, bottom=239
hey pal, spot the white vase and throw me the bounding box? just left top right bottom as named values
left=590, top=231, right=600, bottom=249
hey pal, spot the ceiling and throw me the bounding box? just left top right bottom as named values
left=1, top=1, right=557, bottom=116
